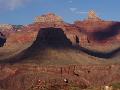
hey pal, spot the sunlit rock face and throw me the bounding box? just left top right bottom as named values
left=1, top=12, right=120, bottom=53
left=0, top=24, right=13, bottom=30
left=87, top=10, right=102, bottom=21
left=34, top=13, right=63, bottom=23
left=1, top=12, right=120, bottom=90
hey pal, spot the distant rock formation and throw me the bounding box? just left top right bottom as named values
left=34, top=13, right=63, bottom=23
left=1, top=12, right=120, bottom=53
left=87, top=10, right=101, bottom=21
left=0, top=24, right=13, bottom=30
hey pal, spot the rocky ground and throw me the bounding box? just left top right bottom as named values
left=0, top=64, right=120, bottom=90
left=0, top=13, right=120, bottom=90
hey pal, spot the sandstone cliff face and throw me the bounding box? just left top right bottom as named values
left=34, top=13, right=63, bottom=23
left=74, top=20, right=120, bottom=52
left=87, top=10, right=102, bottom=21
left=1, top=13, right=120, bottom=57
left=0, top=13, right=120, bottom=90
left=0, top=64, right=120, bottom=90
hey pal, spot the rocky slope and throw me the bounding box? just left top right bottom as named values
left=0, top=13, right=120, bottom=60
left=0, top=13, right=120, bottom=90
left=0, top=64, right=120, bottom=90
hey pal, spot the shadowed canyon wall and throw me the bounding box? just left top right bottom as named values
left=0, top=32, right=6, bottom=47
left=1, top=13, right=120, bottom=59
left=33, top=28, right=72, bottom=47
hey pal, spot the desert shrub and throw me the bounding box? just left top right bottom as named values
left=111, top=82, right=120, bottom=90
left=69, top=86, right=81, bottom=90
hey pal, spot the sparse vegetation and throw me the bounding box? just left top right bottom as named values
left=111, top=82, right=120, bottom=90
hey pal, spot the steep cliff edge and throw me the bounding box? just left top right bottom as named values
left=0, top=13, right=120, bottom=90
left=0, top=13, right=120, bottom=62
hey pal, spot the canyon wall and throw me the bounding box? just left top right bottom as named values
left=1, top=13, right=120, bottom=54
left=0, top=64, right=120, bottom=90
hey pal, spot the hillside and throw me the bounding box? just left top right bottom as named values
left=1, top=27, right=120, bottom=65
left=0, top=13, right=120, bottom=90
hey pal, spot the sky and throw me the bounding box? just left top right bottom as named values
left=0, top=0, right=120, bottom=25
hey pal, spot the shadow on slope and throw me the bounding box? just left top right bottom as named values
left=79, top=46, right=120, bottom=58
left=0, top=28, right=73, bottom=63
left=90, top=22, right=120, bottom=41
left=1, top=27, right=120, bottom=64
left=0, top=32, right=6, bottom=47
